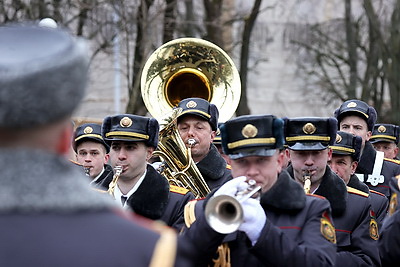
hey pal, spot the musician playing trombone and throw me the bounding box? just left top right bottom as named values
left=182, top=114, right=336, bottom=266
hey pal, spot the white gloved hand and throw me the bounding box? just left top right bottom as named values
left=238, top=198, right=266, bottom=246
left=213, top=176, right=249, bottom=197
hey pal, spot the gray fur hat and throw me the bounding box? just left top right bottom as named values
left=0, top=23, right=89, bottom=128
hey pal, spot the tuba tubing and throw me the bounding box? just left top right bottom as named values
left=141, top=38, right=241, bottom=199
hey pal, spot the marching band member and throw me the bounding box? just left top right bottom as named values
left=101, top=114, right=195, bottom=231
left=285, top=117, right=381, bottom=266
left=182, top=114, right=336, bottom=266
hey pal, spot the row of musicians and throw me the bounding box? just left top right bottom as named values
left=71, top=97, right=400, bottom=266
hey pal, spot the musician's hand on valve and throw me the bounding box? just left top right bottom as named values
left=213, top=176, right=248, bottom=197
left=238, top=198, right=266, bottom=246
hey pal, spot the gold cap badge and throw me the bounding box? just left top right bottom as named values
left=83, top=126, right=93, bottom=134
left=120, top=117, right=133, bottom=127
left=186, top=100, right=197, bottom=108
left=377, top=125, right=387, bottom=133
left=216, top=128, right=221, bottom=136
left=335, top=134, right=342, bottom=143
left=303, top=123, right=316, bottom=135
left=347, top=102, right=357, bottom=108
left=242, top=124, right=258, bottom=138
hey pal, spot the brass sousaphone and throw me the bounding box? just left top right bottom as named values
left=141, top=38, right=241, bottom=198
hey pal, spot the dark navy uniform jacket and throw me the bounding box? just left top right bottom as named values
left=197, top=144, right=232, bottom=190
left=379, top=208, right=400, bottom=266
left=182, top=170, right=336, bottom=267
left=100, top=164, right=194, bottom=231
left=288, top=165, right=381, bottom=266
left=348, top=174, right=389, bottom=230
left=356, top=141, right=400, bottom=197
left=91, top=163, right=114, bottom=190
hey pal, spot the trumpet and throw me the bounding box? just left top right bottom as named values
left=107, top=166, right=123, bottom=198
left=303, top=170, right=312, bottom=194
left=205, top=180, right=261, bottom=234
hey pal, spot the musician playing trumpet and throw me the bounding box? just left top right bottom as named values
left=182, top=114, right=336, bottom=266
left=101, top=114, right=194, bottom=231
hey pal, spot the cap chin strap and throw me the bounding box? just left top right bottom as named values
left=355, top=151, right=384, bottom=186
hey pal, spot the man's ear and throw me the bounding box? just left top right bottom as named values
left=146, top=146, right=155, bottom=161
left=365, top=131, right=372, bottom=141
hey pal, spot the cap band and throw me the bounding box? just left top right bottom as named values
left=227, top=137, right=276, bottom=149
left=75, top=134, right=103, bottom=142
left=106, top=131, right=149, bottom=140
left=286, top=136, right=330, bottom=142
left=330, top=146, right=355, bottom=154
left=180, top=109, right=211, bottom=118
left=370, top=135, right=396, bottom=141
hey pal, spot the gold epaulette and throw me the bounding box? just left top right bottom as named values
left=347, top=186, right=369, bottom=198
left=92, top=188, right=108, bottom=194
left=149, top=223, right=177, bottom=267
left=306, top=193, right=327, bottom=200
left=369, top=189, right=386, bottom=197
left=184, top=199, right=198, bottom=228
left=384, top=158, right=400, bottom=165
left=169, top=185, right=189, bottom=195
left=226, top=164, right=232, bottom=170
left=69, top=159, right=82, bottom=166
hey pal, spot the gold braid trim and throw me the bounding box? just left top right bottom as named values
left=184, top=200, right=198, bottom=228
left=149, top=224, right=177, bottom=267
left=212, top=243, right=231, bottom=267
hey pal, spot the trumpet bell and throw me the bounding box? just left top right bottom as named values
left=205, top=195, right=244, bottom=234
left=141, top=37, right=241, bottom=122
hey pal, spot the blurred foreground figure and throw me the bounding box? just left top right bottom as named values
left=0, top=23, right=192, bottom=267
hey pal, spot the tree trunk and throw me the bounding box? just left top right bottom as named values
left=126, top=0, right=154, bottom=116
left=237, top=0, right=262, bottom=116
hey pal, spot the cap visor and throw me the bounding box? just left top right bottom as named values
left=229, top=148, right=277, bottom=160
left=288, top=142, right=328, bottom=151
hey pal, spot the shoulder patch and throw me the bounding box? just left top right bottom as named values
left=384, top=158, right=400, bottom=165
left=369, top=189, right=386, bottom=197
left=347, top=186, right=369, bottom=198
left=321, top=211, right=336, bottom=244
left=170, top=185, right=190, bottom=195
left=226, top=164, right=232, bottom=170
